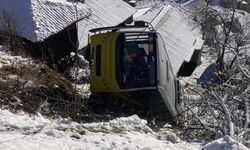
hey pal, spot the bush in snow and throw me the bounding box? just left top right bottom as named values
left=0, top=54, right=89, bottom=122
left=183, top=2, right=250, bottom=147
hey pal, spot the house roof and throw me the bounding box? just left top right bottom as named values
left=0, top=0, right=136, bottom=46
left=0, top=0, right=88, bottom=42
left=77, top=0, right=136, bottom=49
left=134, top=5, right=204, bottom=75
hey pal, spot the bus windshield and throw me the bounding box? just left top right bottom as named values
left=116, top=32, right=157, bottom=89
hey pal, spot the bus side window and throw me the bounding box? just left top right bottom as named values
left=96, top=45, right=101, bottom=76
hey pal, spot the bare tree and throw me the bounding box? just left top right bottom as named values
left=182, top=0, right=250, bottom=146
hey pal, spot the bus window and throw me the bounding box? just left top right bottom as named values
left=123, top=33, right=157, bottom=89
left=96, top=45, right=101, bottom=76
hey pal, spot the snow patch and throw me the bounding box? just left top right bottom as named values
left=83, top=115, right=153, bottom=134
left=0, top=109, right=202, bottom=150
left=0, top=50, right=33, bottom=69
left=159, top=130, right=180, bottom=143
left=203, top=135, right=249, bottom=150
left=134, top=7, right=151, bottom=19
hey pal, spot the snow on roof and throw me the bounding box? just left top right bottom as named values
left=133, top=7, right=151, bottom=19
left=0, top=0, right=88, bottom=42
left=135, top=5, right=204, bottom=75
left=77, top=0, right=136, bottom=49
left=135, top=0, right=167, bottom=9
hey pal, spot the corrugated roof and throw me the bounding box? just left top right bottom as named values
left=0, top=0, right=136, bottom=46
left=0, top=0, right=88, bottom=42
left=135, top=5, right=203, bottom=75
left=77, top=0, right=136, bottom=49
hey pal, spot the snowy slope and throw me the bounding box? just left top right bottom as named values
left=0, top=109, right=202, bottom=150
left=0, top=46, right=202, bottom=150
left=1, top=46, right=249, bottom=150
left=0, top=0, right=87, bottom=42
left=0, top=109, right=248, bottom=150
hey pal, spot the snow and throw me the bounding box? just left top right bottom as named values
left=135, top=5, right=204, bottom=75
left=135, top=0, right=171, bottom=9
left=0, top=49, right=32, bottom=69
left=209, top=7, right=250, bottom=62
left=180, top=45, right=216, bottom=85
left=77, top=0, right=136, bottom=49
left=133, top=7, right=151, bottom=19
left=0, top=0, right=88, bottom=42
left=1, top=106, right=246, bottom=150
left=242, top=1, right=248, bottom=5
left=151, top=5, right=173, bottom=28
left=0, top=109, right=203, bottom=150
left=203, top=136, right=249, bottom=150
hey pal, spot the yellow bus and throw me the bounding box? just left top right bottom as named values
left=85, top=21, right=183, bottom=121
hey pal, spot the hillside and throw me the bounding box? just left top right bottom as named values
left=0, top=0, right=250, bottom=150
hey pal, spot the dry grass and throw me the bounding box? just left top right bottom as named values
left=0, top=61, right=89, bottom=122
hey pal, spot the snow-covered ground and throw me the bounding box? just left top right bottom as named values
left=0, top=109, right=249, bottom=150
left=0, top=46, right=249, bottom=150
left=0, top=109, right=202, bottom=150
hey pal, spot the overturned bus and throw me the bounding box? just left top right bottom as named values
left=85, top=21, right=183, bottom=121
